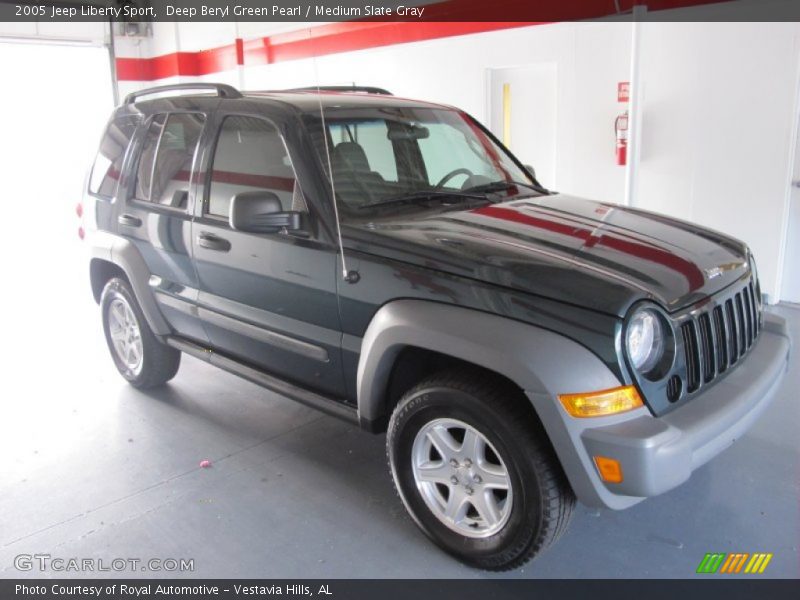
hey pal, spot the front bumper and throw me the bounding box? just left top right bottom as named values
left=528, top=312, right=791, bottom=509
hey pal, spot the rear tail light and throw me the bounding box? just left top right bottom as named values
left=78, top=226, right=85, bottom=240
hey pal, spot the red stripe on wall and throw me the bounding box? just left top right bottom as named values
left=117, top=21, right=537, bottom=81
left=211, top=170, right=295, bottom=192
left=115, top=0, right=733, bottom=82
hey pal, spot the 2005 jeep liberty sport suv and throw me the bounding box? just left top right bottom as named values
left=82, top=83, right=791, bottom=570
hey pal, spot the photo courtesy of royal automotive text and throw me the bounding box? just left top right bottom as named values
left=0, top=0, right=798, bottom=599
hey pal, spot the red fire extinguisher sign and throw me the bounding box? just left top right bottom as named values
left=618, top=81, right=630, bottom=103
left=615, top=111, right=629, bottom=166
left=616, top=81, right=630, bottom=165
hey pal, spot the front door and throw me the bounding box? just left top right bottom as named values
left=191, top=113, right=346, bottom=398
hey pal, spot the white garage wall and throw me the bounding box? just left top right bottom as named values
left=633, top=22, right=800, bottom=301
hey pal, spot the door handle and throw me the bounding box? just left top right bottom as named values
left=197, top=232, right=231, bottom=252
left=118, top=214, right=142, bottom=228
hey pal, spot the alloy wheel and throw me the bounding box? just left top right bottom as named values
left=108, top=297, right=143, bottom=373
left=411, top=418, right=513, bottom=538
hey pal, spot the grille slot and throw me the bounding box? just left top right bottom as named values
left=749, top=280, right=760, bottom=336
left=677, top=278, right=760, bottom=399
left=726, top=299, right=739, bottom=364
left=735, top=292, right=746, bottom=355
left=742, top=288, right=753, bottom=348
left=681, top=321, right=701, bottom=393
left=698, top=312, right=715, bottom=382
left=666, top=375, right=682, bottom=402
left=712, top=306, right=728, bottom=372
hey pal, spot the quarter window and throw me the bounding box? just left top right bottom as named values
left=135, top=113, right=205, bottom=208
left=207, top=116, right=303, bottom=218
left=89, top=116, right=140, bottom=198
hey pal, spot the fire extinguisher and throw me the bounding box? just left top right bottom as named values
left=615, top=110, right=628, bottom=166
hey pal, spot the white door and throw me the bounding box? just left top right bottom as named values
left=780, top=115, right=800, bottom=304
left=0, top=42, right=114, bottom=381
left=489, top=64, right=558, bottom=189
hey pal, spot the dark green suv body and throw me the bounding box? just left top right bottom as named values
left=84, top=83, right=791, bottom=570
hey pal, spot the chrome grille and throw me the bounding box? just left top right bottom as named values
left=678, top=278, right=761, bottom=397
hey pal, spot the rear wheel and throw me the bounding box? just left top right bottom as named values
left=100, top=277, right=180, bottom=388
left=387, top=369, right=574, bottom=570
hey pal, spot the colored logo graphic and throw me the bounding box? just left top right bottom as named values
left=696, top=553, right=773, bottom=574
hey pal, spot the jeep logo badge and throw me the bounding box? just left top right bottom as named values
left=704, top=261, right=747, bottom=280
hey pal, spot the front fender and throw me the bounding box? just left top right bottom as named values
left=356, top=299, right=642, bottom=508
left=357, top=299, right=622, bottom=422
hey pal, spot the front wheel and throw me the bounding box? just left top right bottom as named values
left=387, top=370, right=574, bottom=570
left=100, top=277, right=180, bottom=388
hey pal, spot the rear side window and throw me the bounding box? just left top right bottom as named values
left=134, top=113, right=205, bottom=208
left=89, top=116, right=139, bottom=198
left=206, top=116, right=302, bottom=218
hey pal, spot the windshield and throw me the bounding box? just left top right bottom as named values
left=305, top=107, right=535, bottom=213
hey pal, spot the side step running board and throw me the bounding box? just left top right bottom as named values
left=165, top=336, right=360, bottom=426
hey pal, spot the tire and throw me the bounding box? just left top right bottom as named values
left=387, top=369, right=575, bottom=571
left=100, top=277, right=180, bottom=389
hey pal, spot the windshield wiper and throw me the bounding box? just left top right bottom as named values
left=463, top=180, right=549, bottom=195
left=359, top=190, right=487, bottom=209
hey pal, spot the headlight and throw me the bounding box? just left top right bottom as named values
left=626, top=308, right=666, bottom=374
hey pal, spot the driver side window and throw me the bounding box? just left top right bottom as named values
left=206, top=116, right=306, bottom=218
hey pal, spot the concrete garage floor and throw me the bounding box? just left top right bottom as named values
left=1, top=296, right=797, bottom=579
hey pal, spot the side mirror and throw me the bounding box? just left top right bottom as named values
left=229, top=191, right=302, bottom=234
left=524, top=164, right=536, bottom=180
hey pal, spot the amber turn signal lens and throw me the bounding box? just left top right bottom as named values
left=558, top=385, right=643, bottom=418
left=593, top=456, right=624, bottom=483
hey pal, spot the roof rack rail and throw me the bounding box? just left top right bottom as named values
left=283, top=85, right=393, bottom=96
left=124, top=83, right=242, bottom=105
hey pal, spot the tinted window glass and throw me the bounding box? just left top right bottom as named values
left=89, top=116, right=139, bottom=198
left=135, top=115, right=166, bottom=202
left=328, top=121, right=398, bottom=181
left=135, top=113, right=205, bottom=207
left=306, top=108, right=532, bottom=213
left=418, top=122, right=497, bottom=185
left=207, top=116, right=302, bottom=218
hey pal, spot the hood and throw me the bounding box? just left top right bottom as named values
left=345, top=194, right=750, bottom=316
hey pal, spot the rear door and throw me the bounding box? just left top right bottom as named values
left=191, top=111, right=346, bottom=397
left=116, top=111, right=209, bottom=343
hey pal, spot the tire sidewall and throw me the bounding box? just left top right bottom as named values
left=388, top=385, right=545, bottom=567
